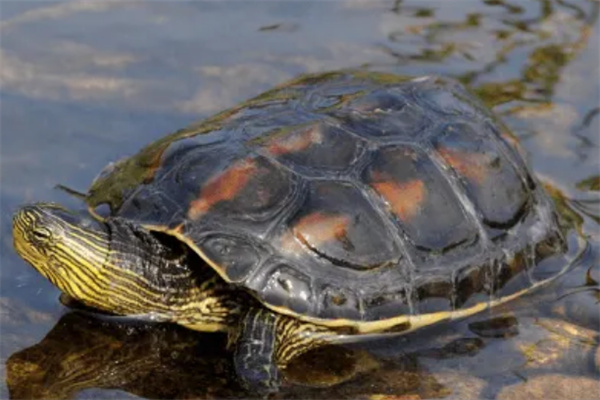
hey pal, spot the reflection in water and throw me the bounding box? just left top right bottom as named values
left=5, top=311, right=455, bottom=399
left=576, top=175, right=600, bottom=192
left=8, top=295, right=597, bottom=399
left=468, top=315, right=519, bottom=339
left=385, top=0, right=599, bottom=118
left=583, top=267, right=599, bottom=304
left=6, top=312, right=238, bottom=399
left=555, top=265, right=599, bottom=309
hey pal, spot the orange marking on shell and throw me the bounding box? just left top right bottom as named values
left=293, top=212, right=351, bottom=249
left=437, top=148, right=489, bottom=183
left=188, top=159, right=257, bottom=219
left=267, top=126, right=322, bottom=156
left=372, top=179, right=426, bottom=221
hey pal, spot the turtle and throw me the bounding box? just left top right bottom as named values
left=12, top=70, right=584, bottom=392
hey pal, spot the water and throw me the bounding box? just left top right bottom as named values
left=1, top=1, right=598, bottom=398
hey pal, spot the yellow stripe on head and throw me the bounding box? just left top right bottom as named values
left=13, top=202, right=238, bottom=331
left=12, top=203, right=112, bottom=310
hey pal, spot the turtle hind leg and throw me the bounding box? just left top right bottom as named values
left=232, top=307, right=335, bottom=393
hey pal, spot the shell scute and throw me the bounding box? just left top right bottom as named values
left=362, top=287, right=413, bottom=321
left=433, top=122, right=530, bottom=230
left=319, top=285, right=361, bottom=320
left=364, top=145, right=478, bottom=251
left=260, top=263, right=313, bottom=314
left=280, top=181, right=402, bottom=271
left=188, top=155, right=299, bottom=227
left=413, top=76, right=491, bottom=118
left=337, top=89, right=430, bottom=141
left=257, top=122, right=365, bottom=176
left=453, top=264, right=493, bottom=309
left=188, top=158, right=258, bottom=219
left=199, top=234, right=262, bottom=283
left=415, top=276, right=454, bottom=314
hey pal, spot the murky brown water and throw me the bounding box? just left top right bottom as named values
left=1, top=1, right=598, bottom=399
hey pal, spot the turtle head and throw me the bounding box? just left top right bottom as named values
left=12, top=203, right=110, bottom=302
left=13, top=202, right=238, bottom=330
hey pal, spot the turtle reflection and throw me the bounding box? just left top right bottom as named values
left=6, top=312, right=237, bottom=399
left=6, top=310, right=455, bottom=399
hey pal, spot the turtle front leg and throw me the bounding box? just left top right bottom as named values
left=232, top=308, right=280, bottom=392
left=232, top=307, right=335, bottom=393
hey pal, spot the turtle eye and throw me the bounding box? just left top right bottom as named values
left=32, top=228, right=52, bottom=241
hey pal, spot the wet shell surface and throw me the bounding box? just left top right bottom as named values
left=86, top=71, right=573, bottom=329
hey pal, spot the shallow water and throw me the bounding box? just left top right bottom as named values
left=0, top=1, right=598, bottom=399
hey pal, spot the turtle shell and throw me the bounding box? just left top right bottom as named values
left=86, top=71, right=573, bottom=331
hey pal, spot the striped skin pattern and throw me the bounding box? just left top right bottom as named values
left=12, top=204, right=243, bottom=331
left=234, top=307, right=336, bottom=391
left=13, top=204, right=112, bottom=310
left=13, top=203, right=340, bottom=391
